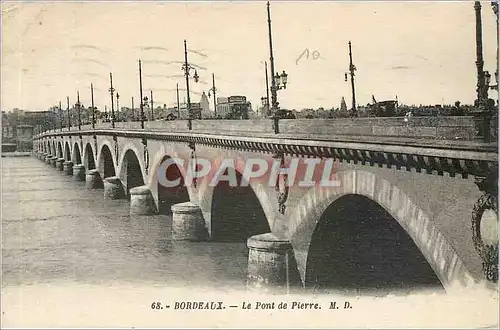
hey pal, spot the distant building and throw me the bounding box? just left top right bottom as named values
left=368, top=100, right=399, bottom=117
left=16, top=124, right=34, bottom=151
left=216, top=95, right=251, bottom=119
left=178, top=102, right=202, bottom=119
left=2, top=112, right=14, bottom=142
left=200, top=92, right=210, bottom=118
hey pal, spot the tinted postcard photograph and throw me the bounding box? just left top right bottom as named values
left=1, top=0, right=499, bottom=328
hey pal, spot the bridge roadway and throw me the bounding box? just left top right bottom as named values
left=32, top=117, right=499, bottom=294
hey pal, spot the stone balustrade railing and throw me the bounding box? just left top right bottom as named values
left=35, top=116, right=478, bottom=141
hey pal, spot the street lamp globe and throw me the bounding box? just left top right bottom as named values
left=275, top=72, right=282, bottom=87
left=193, top=70, right=199, bottom=83
left=485, top=71, right=491, bottom=86
left=281, top=70, right=288, bottom=88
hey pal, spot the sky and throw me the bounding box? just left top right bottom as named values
left=1, top=1, right=498, bottom=112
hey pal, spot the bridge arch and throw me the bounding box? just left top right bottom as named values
left=57, top=141, right=63, bottom=158
left=149, top=151, right=191, bottom=215
left=72, top=142, right=82, bottom=165
left=197, top=154, right=277, bottom=238
left=83, top=143, right=96, bottom=171
left=97, top=143, right=116, bottom=179
left=200, top=161, right=271, bottom=242
left=289, top=170, right=473, bottom=293
left=118, top=147, right=146, bottom=197
left=64, top=141, right=71, bottom=161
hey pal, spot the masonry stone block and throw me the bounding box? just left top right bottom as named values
left=103, top=176, right=125, bottom=200
left=171, top=202, right=208, bottom=241
left=129, top=186, right=157, bottom=215
left=247, top=233, right=296, bottom=294
left=85, top=169, right=103, bottom=189
left=56, top=158, right=65, bottom=171
left=63, top=161, right=73, bottom=175
left=50, top=156, right=58, bottom=167
left=72, top=164, right=86, bottom=181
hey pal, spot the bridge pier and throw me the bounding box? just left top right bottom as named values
left=85, top=169, right=103, bottom=189
left=63, top=161, right=73, bottom=175
left=50, top=156, right=57, bottom=167
left=72, top=164, right=85, bottom=181
left=171, top=202, right=208, bottom=241
left=103, top=176, right=125, bottom=199
left=129, top=186, right=156, bottom=215
left=247, top=233, right=298, bottom=294
left=56, top=158, right=65, bottom=171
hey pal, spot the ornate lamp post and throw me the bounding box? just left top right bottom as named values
left=116, top=92, right=120, bottom=123
left=138, top=59, right=145, bottom=129
left=182, top=39, right=200, bottom=130
left=59, top=101, right=63, bottom=132
left=267, top=1, right=289, bottom=133
left=91, top=83, right=96, bottom=129
left=67, top=96, right=71, bottom=131
left=472, top=1, right=496, bottom=143
left=265, top=61, right=270, bottom=117
left=76, top=91, right=82, bottom=130
left=469, top=1, right=499, bottom=284
left=261, top=96, right=270, bottom=117
left=208, top=73, right=217, bottom=118
left=492, top=1, right=499, bottom=90
left=345, top=41, right=358, bottom=117
left=143, top=95, right=149, bottom=121
left=109, top=72, right=116, bottom=128
left=150, top=90, right=154, bottom=121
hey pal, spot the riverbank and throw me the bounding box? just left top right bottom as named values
left=1, top=151, right=32, bottom=157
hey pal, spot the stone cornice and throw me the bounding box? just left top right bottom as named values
left=34, top=129, right=498, bottom=178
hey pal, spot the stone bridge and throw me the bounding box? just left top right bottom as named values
left=32, top=117, right=498, bottom=294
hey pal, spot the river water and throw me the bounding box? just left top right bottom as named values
left=2, top=156, right=249, bottom=290
left=2, top=156, right=498, bottom=328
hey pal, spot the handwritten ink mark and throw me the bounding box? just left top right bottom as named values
left=296, top=48, right=321, bottom=65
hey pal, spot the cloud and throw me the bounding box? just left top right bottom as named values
left=391, top=65, right=412, bottom=70
left=188, top=49, right=208, bottom=58
left=72, top=45, right=110, bottom=54
left=138, top=46, right=169, bottom=52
